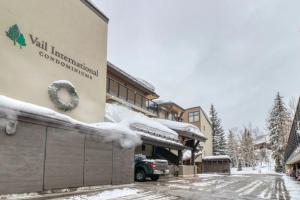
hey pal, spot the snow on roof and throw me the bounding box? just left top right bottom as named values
left=286, top=145, right=300, bottom=164
left=105, top=103, right=178, bottom=140
left=254, top=134, right=270, bottom=145
left=108, top=62, right=156, bottom=93
left=0, top=96, right=140, bottom=148
left=152, top=118, right=206, bottom=139
left=202, top=155, right=231, bottom=160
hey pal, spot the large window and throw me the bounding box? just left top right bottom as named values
left=189, top=111, right=200, bottom=123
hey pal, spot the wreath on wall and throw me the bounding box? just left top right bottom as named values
left=48, top=80, right=79, bottom=111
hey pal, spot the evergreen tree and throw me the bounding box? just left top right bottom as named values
left=267, top=92, right=291, bottom=172
left=210, top=104, right=226, bottom=155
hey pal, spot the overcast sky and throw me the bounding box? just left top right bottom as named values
left=92, top=0, right=300, bottom=132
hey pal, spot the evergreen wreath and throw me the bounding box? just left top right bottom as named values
left=48, top=81, right=79, bottom=111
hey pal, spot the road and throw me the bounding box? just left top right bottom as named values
left=57, top=174, right=291, bottom=200
left=122, top=174, right=289, bottom=200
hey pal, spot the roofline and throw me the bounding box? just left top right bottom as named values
left=107, top=61, right=159, bottom=97
left=81, top=0, right=109, bottom=23
left=157, top=102, right=185, bottom=111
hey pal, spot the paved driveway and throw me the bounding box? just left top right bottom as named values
left=130, top=174, right=290, bottom=200
left=55, top=174, right=291, bottom=200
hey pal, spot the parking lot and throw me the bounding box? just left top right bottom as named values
left=58, top=174, right=291, bottom=200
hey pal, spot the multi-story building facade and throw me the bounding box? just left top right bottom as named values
left=284, top=97, right=300, bottom=178
left=106, top=62, right=188, bottom=167
left=183, top=106, right=213, bottom=157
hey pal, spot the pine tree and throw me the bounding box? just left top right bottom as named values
left=267, top=92, right=291, bottom=172
left=210, top=104, right=226, bottom=155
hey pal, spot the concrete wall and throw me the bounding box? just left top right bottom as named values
left=0, top=0, right=107, bottom=123
left=0, top=112, right=134, bottom=195
left=178, top=165, right=196, bottom=176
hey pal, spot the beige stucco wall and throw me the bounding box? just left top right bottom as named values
left=183, top=107, right=213, bottom=157
left=0, top=0, right=107, bottom=123
left=200, top=109, right=213, bottom=157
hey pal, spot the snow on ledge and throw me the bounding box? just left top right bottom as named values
left=152, top=118, right=206, bottom=139
left=202, top=155, right=231, bottom=160
left=0, top=96, right=141, bottom=148
left=105, top=103, right=178, bottom=140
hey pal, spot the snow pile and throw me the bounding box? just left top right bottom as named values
left=0, top=107, right=19, bottom=135
left=231, top=160, right=279, bottom=175
left=105, top=103, right=178, bottom=140
left=183, top=150, right=191, bottom=161
left=0, top=96, right=141, bottom=148
left=153, top=118, right=206, bottom=139
left=283, top=175, right=300, bottom=200
left=203, top=155, right=230, bottom=160
left=65, top=188, right=139, bottom=200
left=136, top=78, right=155, bottom=92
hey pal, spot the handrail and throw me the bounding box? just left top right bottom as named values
left=106, top=77, right=158, bottom=115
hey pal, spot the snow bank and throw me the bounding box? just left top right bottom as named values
left=0, top=96, right=141, bottom=148
left=105, top=103, right=178, bottom=140
left=283, top=175, right=300, bottom=200
left=202, top=155, right=230, bottom=160
left=153, top=118, right=206, bottom=139
left=231, top=165, right=280, bottom=175
left=183, top=150, right=191, bottom=161
left=65, top=187, right=139, bottom=200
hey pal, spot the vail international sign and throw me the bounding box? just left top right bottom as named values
left=6, top=24, right=98, bottom=80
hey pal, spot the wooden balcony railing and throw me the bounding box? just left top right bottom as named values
left=106, top=77, right=158, bottom=115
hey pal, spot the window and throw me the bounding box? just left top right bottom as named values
left=188, top=111, right=200, bottom=123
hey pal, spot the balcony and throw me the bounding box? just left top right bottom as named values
left=106, top=77, right=158, bottom=116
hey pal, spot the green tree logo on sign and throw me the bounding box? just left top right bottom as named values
left=6, top=24, right=26, bottom=48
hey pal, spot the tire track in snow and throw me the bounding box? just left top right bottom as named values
left=239, top=181, right=263, bottom=196
left=236, top=180, right=259, bottom=193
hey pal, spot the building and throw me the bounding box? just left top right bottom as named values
left=284, top=97, right=300, bottom=179
left=106, top=63, right=189, bottom=171
left=107, top=61, right=159, bottom=117
left=154, top=101, right=207, bottom=175
left=254, top=134, right=271, bottom=150
left=0, top=0, right=137, bottom=195
left=0, top=0, right=108, bottom=123
left=183, top=106, right=213, bottom=157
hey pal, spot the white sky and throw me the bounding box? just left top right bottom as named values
left=92, top=0, right=300, bottom=132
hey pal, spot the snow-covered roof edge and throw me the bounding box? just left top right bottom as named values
left=202, top=155, right=231, bottom=161
left=107, top=61, right=156, bottom=93
left=153, top=118, right=206, bottom=139
left=0, top=96, right=141, bottom=148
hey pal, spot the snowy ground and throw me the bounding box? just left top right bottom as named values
left=47, top=174, right=293, bottom=200
left=2, top=173, right=299, bottom=200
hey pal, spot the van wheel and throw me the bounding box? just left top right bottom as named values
left=135, top=169, right=146, bottom=182
left=151, top=175, right=159, bottom=181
